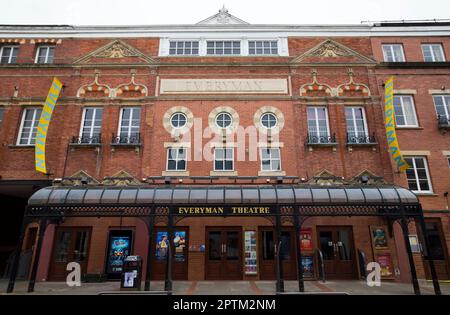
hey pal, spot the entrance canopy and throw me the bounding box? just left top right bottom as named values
left=26, top=185, right=421, bottom=218
left=29, top=185, right=418, bottom=206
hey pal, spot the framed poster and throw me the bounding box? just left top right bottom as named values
left=105, top=231, right=132, bottom=277
left=370, top=226, right=389, bottom=250
left=155, top=231, right=169, bottom=261
left=375, top=252, right=394, bottom=279
left=173, top=231, right=186, bottom=262
left=408, top=235, right=421, bottom=253
left=300, top=228, right=313, bottom=251
left=244, top=231, right=257, bottom=275
left=301, top=255, right=314, bottom=278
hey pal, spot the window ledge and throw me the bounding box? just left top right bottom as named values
left=8, top=144, right=34, bottom=149
left=69, top=143, right=102, bottom=148
left=110, top=143, right=142, bottom=147
left=413, top=192, right=438, bottom=197
left=162, top=171, right=190, bottom=177
left=396, top=127, right=423, bottom=130
left=210, top=171, right=238, bottom=177
left=258, top=171, right=286, bottom=177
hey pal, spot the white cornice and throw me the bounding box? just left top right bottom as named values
left=1, top=24, right=450, bottom=38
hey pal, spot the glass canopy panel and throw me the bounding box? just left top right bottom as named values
left=172, top=189, right=190, bottom=204
left=276, top=187, right=295, bottom=204
left=207, top=188, right=224, bottom=204
left=83, top=189, right=104, bottom=204
left=396, top=188, right=419, bottom=204
left=260, top=187, right=277, bottom=203
left=345, top=189, right=365, bottom=202
left=118, top=189, right=138, bottom=204
left=189, top=189, right=207, bottom=203
left=311, top=189, right=330, bottom=203
left=225, top=189, right=241, bottom=204
left=47, top=189, right=70, bottom=204
left=136, top=188, right=155, bottom=203
left=361, top=188, right=381, bottom=203
left=153, top=188, right=173, bottom=203
left=101, top=189, right=121, bottom=204
left=294, top=189, right=312, bottom=203
left=29, top=188, right=52, bottom=205
left=379, top=188, right=399, bottom=203
left=65, top=189, right=87, bottom=204
left=242, top=188, right=260, bottom=203
left=328, top=189, right=347, bottom=203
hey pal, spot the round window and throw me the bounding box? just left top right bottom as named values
left=215, top=112, right=233, bottom=129
left=260, top=112, right=277, bottom=129
left=170, top=112, right=187, bottom=128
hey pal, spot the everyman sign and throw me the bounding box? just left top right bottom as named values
left=175, top=206, right=272, bottom=215
left=384, top=77, right=409, bottom=172
left=35, top=78, right=63, bottom=174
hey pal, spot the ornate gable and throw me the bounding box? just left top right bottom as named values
left=56, top=170, right=99, bottom=186
left=102, top=170, right=141, bottom=186
left=308, top=170, right=346, bottom=186
left=291, top=39, right=376, bottom=64
left=197, top=6, right=249, bottom=25
left=74, top=40, right=156, bottom=64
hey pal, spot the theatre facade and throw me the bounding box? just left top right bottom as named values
left=0, top=9, right=449, bottom=294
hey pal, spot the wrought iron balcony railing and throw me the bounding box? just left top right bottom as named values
left=306, top=132, right=337, bottom=145
left=438, top=115, right=450, bottom=130
left=70, top=134, right=102, bottom=145
left=346, top=132, right=377, bottom=145
left=111, top=133, right=141, bottom=145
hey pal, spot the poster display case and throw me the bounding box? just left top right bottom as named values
left=244, top=230, right=257, bottom=275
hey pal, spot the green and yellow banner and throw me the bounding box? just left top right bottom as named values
left=35, top=77, right=62, bottom=174
left=384, top=77, right=409, bottom=172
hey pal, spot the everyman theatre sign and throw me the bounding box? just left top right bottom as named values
left=384, top=77, right=409, bottom=172
left=35, top=78, right=63, bottom=174
left=175, top=206, right=272, bottom=215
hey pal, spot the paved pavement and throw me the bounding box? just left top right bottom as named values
left=0, top=279, right=448, bottom=295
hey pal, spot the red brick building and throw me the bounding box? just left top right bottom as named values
left=0, top=9, right=448, bottom=293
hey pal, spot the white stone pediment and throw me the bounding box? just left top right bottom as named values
left=197, top=6, right=249, bottom=25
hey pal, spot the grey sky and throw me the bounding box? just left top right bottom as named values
left=0, top=0, right=449, bottom=25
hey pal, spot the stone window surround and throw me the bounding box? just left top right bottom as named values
left=253, top=106, right=285, bottom=135
left=208, top=106, right=239, bottom=135
left=163, top=106, right=194, bottom=136
left=159, top=37, right=289, bottom=57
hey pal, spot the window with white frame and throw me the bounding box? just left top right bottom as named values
left=35, top=46, right=55, bottom=64
left=166, top=147, right=187, bottom=171
left=405, top=157, right=433, bottom=193
left=447, top=156, right=450, bottom=168
left=260, top=148, right=281, bottom=171
left=169, top=41, right=199, bottom=55
left=432, top=95, right=450, bottom=120
left=215, top=112, right=233, bottom=129
left=118, top=107, right=141, bottom=143
left=0, top=46, right=19, bottom=64
left=248, top=41, right=278, bottom=55
left=260, top=112, right=278, bottom=129
left=0, top=107, right=4, bottom=126
left=345, top=107, right=369, bottom=143
left=206, top=41, right=240, bottom=55
left=422, top=44, right=445, bottom=62
left=307, top=107, right=330, bottom=143
left=17, top=108, right=42, bottom=145
left=79, top=107, right=103, bottom=144
left=382, top=44, right=405, bottom=62
left=393, top=95, right=418, bottom=127
left=214, top=148, right=234, bottom=171
left=170, top=112, right=187, bottom=128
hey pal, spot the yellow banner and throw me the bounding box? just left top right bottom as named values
left=385, top=77, right=409, bottom=172
left=35, top=78, right=62, bottom=174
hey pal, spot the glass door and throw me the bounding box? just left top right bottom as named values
left=49, top=228, right=91, bottom=281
